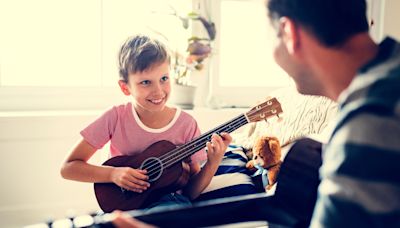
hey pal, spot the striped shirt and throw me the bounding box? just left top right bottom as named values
left=310, top=37, right=400, bottom=227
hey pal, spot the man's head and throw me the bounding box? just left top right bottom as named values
left=118, top=35, right=170, bottom=83
left=265, top=0, right=373, bottom=99
left=267, top=0, right=369, bottom=47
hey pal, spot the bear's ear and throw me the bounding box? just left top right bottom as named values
left=268, top=139, right=280, bottom=153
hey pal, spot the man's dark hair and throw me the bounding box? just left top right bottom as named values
left=118, top=35, right=169, bottom=82
left=267, top=0, right=369, bottom=47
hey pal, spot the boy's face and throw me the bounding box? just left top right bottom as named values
left=119, top=60, right=171, bottom=113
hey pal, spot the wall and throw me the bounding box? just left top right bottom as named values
left=0, top=108, right=244, bottom=227
left=383, top=0, right=400, bottom=39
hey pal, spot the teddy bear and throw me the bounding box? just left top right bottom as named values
left=246, top=136, right=282, bottom=191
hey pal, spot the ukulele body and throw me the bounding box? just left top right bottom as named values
left=94, top=140, right=191, bottom=212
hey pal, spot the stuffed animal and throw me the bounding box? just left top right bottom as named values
left=246, top=136, right=282, bottom=191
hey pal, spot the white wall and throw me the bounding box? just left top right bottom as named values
left=0, top=108, right=244, bottom=227
left=0, top=112, right=101, bottom=227
left=383, top=0, right=400, bottom=39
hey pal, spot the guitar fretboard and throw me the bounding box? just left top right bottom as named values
left=164, top=114, right=248, bottom=168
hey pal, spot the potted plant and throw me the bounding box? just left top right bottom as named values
left=173, top=12, right=216, bottom=86
left=156, top=9, right=216, bottom=108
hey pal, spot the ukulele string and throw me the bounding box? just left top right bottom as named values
left=145, top=118, right=248, bottom=177
left=143, top=115, right=247, bottom=175
left=156, top=103, right=278, bottom=172
left=143, top=101, right=276, bottom=177
left=144, top=116, right=249, bottom=176
left=158, top=104, right=273, bottom=169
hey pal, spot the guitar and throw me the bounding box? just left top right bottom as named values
left=94, top=98, right=283, bottom=213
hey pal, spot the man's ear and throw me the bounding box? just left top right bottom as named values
left=279, top=17, right=299, bottom=55
left=118, top=80, right=131, bottom=96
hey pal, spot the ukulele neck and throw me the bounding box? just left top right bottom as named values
left=164, top=114, right=248, bottom=168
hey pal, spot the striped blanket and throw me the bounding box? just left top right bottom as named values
left=195, top=145, right=259, bottom=202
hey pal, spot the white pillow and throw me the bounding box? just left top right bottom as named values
left=232, top=86, right=338, bottom=149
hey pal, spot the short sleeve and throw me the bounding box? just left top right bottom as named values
left=80, top=107, right=118, bottom=149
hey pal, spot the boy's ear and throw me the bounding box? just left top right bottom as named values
left=279, top=17, right=299, bottom=55
left=118, top=80, right=131, bottom=96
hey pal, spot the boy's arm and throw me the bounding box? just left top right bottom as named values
left=60, top=139, right=149, bottom=192
left=183, top=133, right=232, bottom=200
left=60, top=139, right=115, bottom=183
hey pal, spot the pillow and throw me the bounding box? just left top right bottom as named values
left=232, top=86, right=338, bottom=149
left=194, top=145, right=259, bottom=202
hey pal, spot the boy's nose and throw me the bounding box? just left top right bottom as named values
left=153, top=83, right=162, bottom=91
left=152, top=83, right=164, bottom=94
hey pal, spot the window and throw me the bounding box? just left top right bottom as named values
left=207, top=0, right=385, bottom=108
left=208, top=0, right=292, bottom=108
left=0, top=0, right=190, bottom=111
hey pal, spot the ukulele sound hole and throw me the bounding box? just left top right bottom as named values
left=140, top=157, right=163, bottom=182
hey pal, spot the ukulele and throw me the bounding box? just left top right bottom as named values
left=94, top=98, right=282, bottom=213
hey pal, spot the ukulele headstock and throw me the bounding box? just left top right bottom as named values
left=245, top=97, right=283, bottom=122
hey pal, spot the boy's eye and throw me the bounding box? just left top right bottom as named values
left=140, top=80, right=150, bottom=85
left=161, top=75, right=169, bottom=82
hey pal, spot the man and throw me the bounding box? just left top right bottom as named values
left=114, top=0, right=400, bottom=227
left=267, top=0, right=400, bottom=227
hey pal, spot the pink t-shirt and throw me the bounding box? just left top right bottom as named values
left=81, top=103, right=207, bottom=164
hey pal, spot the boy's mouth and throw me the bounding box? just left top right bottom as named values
left=148, top=97, right=164, bottom=104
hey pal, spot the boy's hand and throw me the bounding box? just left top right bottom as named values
left=110, top=167, right=150, bottom=193
left=206, top=132, right=232, bottom=166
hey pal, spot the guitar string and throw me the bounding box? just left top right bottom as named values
left=155, top=101, right=280, bottom=166
left=160, top=118, right=248, bottom=169
left=140, top=114, right=246, bottom=173
left=143, top=105, right=278, bottom=177
left=144, top=118, right=248, bottom=178
left=142, top=114, right=247, bottom=176
left=144, top=116, right=249, bottom=177
left=145, top=100, right=277, bottom=167
left=157, top=104, right=281, bottom=172
left=142, top=102, right=280, bottom=177
left=160, top=117, right=248, bottom=167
